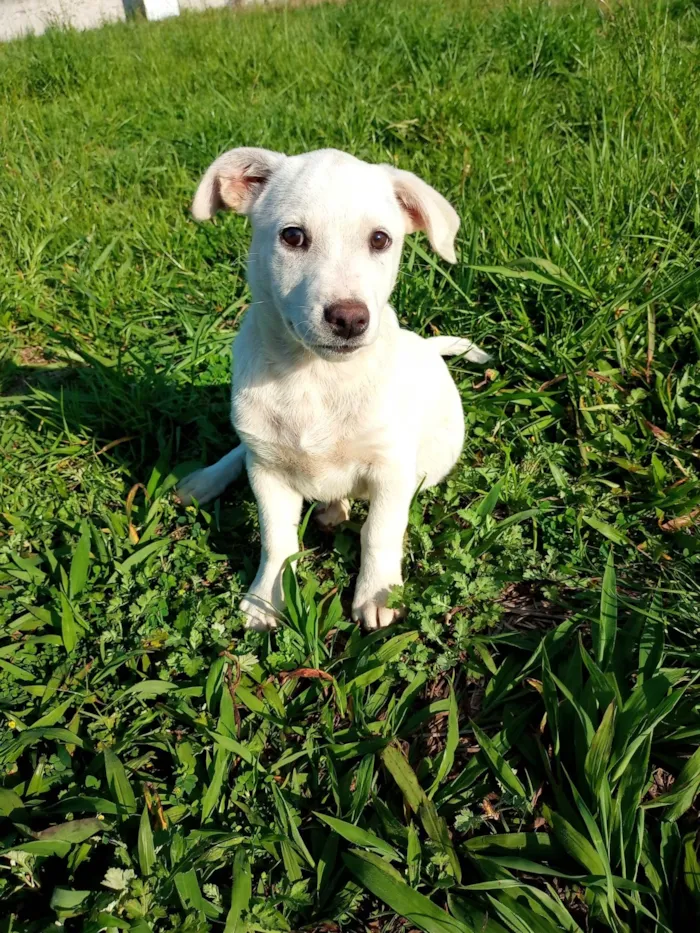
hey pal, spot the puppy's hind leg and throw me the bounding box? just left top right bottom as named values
left=426, top=335, right=490, bottom=363
left=176, top=445, right=247, bottom=506
left=316, top=499, right=350, bottom=529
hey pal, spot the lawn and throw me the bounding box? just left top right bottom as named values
left=1, top=0, right=700, bottom=929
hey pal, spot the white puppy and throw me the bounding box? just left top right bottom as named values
left=178, top=148, right=488, bottom=631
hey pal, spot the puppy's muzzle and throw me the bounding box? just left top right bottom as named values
left=323, top=300, right=369, bottom=340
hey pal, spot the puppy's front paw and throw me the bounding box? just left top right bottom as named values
left=352, top=577, right=404, bottom=631
left=239, top=592, right=279, bottom=631
left=175, top=469, right=210, bottom=506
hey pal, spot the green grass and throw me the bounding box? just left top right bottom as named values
left=1, top=0, right=700, bottom=929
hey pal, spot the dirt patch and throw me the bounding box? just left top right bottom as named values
left=2, top=346, right=77, bottom=397
left=498, top=581, right=570, bottom=632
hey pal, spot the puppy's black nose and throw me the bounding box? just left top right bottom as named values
left=323, top=300, right=369, bottom=340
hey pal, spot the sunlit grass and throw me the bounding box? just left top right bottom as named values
left=1, top=1, right=699, bottom=930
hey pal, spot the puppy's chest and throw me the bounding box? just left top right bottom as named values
left=234, top=385, right=380, bottom=477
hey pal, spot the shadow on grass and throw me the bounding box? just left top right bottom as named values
left=1, top=337, right=353, bottom=570
left=2, top=336, right=234, bottom=474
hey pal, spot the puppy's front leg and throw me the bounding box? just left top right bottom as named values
left=352, top=469, right=415, bottom=630
left=240, top=459, right=303, bottom=630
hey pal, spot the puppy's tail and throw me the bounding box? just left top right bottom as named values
left=176, top=445, right=247, bottom=506
left=427, top=336, right=490, bottom=363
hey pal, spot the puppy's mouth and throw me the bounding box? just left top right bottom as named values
left=316, top=344, right=362, bottom=355
left=285, top=321, right=367, bottom=357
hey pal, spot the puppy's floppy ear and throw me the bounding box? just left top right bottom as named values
left=384, top=166, right=460, bottom=264
left=192, top=147, right=286, bottom=221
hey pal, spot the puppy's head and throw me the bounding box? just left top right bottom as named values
left=192, top=148, right=459, bottom=360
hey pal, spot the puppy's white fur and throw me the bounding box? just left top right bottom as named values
left=179, top=148, right=488, bottom=631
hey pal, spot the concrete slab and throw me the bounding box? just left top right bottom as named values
left=0, top=0, right=126, bottom=41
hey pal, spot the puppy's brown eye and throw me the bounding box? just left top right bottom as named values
left=370, top=230, right=391, bottom=252
left=280, top=226, right=306, bottom=248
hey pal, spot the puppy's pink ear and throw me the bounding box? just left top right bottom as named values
left=384, top=166, right=460, bottom=263
left=192, top=147, right=286, bottom=221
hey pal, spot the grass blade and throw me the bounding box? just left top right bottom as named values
left=343, top=851, right=470, bottom=933
left=429, top=683, right=459, bottom=797
left=381, top=743, right=427, bottom=812
left=593, top=549, right=617, bottom=670
left=60, top=592, right=77, bottom=654
left=314, top=812, right=398, bottom=860
left=420, top=800, right=462, bottom=883
left=69, top=521, right=92, bottom=599
left=138, top=804, right=156, bottom=876
left=201, top=747, right=230, bottom=822
left=470, top=721, right=527, bottom=798
left=174, top=868, right=205, bottom=913
left=638, top=592, right=665, bottom=684
left=543, top=806, right=604, bottom=876
left=584, top=701, right=616, bottom=797
left=224, top=848, right=251, bottom=933
left=103, top=748, right=136, bottom=816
